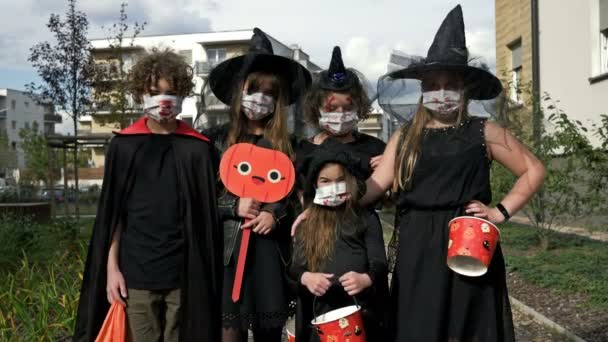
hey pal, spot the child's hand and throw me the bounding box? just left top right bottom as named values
left=301, top=272, right=334, bottom=297
left=106, top=266, right=127, bottom=306
left=237, top=198, right=261, bottom=220
left=291, top=208, right=310, bottom=237
left=243, top=211, right=275, bottom=234
left=370, top=155, right=383, bottom=170
left=339, top=272, right=372, bottom=296
left=464, top=200, right=505, bottom=224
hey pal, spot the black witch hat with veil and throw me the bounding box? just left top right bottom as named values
left=317, top=46, right=376, bottom=100
left=377, top=5, right=503, bottom=122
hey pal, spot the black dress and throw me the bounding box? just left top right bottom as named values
left=290, top=210, right=389, bottom=342
left=295, top=131, right=386, bottom=181
left=391, top=117, right=515, bottom=341
left=203, top=124, right=295, bottom=332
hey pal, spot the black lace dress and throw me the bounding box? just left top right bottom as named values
left=390, top=117, right=515, bottom=341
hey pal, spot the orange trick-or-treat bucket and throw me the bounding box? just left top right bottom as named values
left=312, top=304, right=366, bottom=342
left=447, top=216, right=500, bottom=277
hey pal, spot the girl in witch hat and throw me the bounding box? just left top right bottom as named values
left=202, top=28, right=311, bottom=342
left=293, top=5, right=546, bottom=341
left=296, top=46, right=386, bottom=185
left=291, top=139, right=388, bottom=342
left=361, top=5, right=546, bottom=341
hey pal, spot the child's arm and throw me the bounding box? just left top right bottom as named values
left=364, top=213, right=389, bottom=288
left=289, top=238, right=333, bottom=297
left=339, top=213, right=388, bottom=296
left=106, top=224, right=127, bottom=305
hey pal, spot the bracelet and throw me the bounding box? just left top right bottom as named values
left=496, top=203, right=511, bottom=221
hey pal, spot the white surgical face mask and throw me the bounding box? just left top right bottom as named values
left=422, top=89, right=462, bottom=117
left=241, top=91, right=276, bottom=121
left=318, top=110, right=359, bottom=135
left=313, top=181, right=348, bottom=207
left=143, top=94, right=183, bottom=122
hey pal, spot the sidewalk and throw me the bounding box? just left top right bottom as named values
left=510, top=215, right=608, bottom=243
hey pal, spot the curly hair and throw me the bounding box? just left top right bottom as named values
left=303, top=76, right=372, bottom=130
left=128, top=48, right=194, bottom=103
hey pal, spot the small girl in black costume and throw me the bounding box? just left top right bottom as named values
left=290, top=140, right=388, bottom=342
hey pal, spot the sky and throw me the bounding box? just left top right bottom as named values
left=0, top=0, right=496, bottom=133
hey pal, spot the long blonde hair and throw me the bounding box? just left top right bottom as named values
left=393, top=96, right=469, bottom=191
left=296, top=167, right=362, bottom=272
left=227, top=71, right=294, bottom=158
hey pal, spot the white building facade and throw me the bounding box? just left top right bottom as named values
left=0, top=88, right=61, bottom=168
left=538, top=0, right=608, bottom=145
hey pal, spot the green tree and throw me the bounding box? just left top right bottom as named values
left=92, top=2, right=146, bottom=129
left=27, top=0, right=96, bottom=218
left=491, top=90, right=600, bottom=249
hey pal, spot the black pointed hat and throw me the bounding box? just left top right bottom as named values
left=385, top=5, right=502, bottom=100
left=318, top=46, right=357, bottom=91
left=209, top=28, right=312, bottom=105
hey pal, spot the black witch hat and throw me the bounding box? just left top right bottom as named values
left=385, top=5, right=502, bottom=100
left=298, top=138, right=370, bottom=205
left=209, top=28, right=312, bottom=105
left=318, top=46, right=357, bottom=91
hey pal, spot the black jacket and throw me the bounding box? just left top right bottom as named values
left=203, top=123, right=295, bottom=266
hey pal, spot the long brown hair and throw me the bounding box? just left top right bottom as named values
left=296, top=166, right=362, bottom=272
left=393, top=95, right=469, bottom=191
left=226, top=71, right=294, bottom=158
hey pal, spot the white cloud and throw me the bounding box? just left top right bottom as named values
left=1, top=0, right=496, bottom=87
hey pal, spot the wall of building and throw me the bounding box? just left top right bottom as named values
left=0, top=89, right=54, bottom=168
left=495, top=0, right=533, bottom=101
left=538, top=0, right=608, bottom=146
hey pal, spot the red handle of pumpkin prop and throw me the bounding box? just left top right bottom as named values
left=219, top=143, right=296, bottom=303
left=231, top=219, right=251, bottom=302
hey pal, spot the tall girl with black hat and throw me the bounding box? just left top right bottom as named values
left=287, top=5, right=546, bottom=341
left=203, top=28, right=311, bottom=342
left=357, top=5, right=546, bottom=341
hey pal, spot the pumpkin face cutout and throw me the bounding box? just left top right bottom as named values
left=220, top=143, right=295, bottom=203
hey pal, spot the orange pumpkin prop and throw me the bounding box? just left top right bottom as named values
left=220, top=143, right=295, bottom=203
left=219, top=143, right=295, bottom=302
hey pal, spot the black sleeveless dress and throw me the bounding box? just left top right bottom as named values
left=391, top=117, right=515, bottom=342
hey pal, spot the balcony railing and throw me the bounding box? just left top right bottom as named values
left=44, top=113, right=63, bottom=123
left=86, top=102, right=143, bottom=114
left=195, top=61, right=220, bottom=76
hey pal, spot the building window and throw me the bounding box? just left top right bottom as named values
left=11, top=100, right=16, bottom=111
left=24, top=101, right=29, bottom=108
left=509, top=39, right=523, bottom=104
left=24, top=122, right=30, bottom=130
left=601, top=29, right=608, bottom=74
left=11, top=120, right=16, bottom=130
left=181, top=116, right=193, bottom=127
left=32, top=121, right=39, bottom=132
left=11, top=141, right=16, bottom=150
left=206, top=48, right=227, bottom=63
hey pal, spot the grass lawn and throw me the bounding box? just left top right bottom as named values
left=501, top=222, right=608, bottom=310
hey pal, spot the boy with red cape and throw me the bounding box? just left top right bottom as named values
left=74, top=50, right=223, bottom=341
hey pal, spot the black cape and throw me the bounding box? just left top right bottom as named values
left=73, top=118, right=223, bottom=342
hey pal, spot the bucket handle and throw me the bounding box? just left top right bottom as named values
left=311, top=294, right=360, bottom=333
